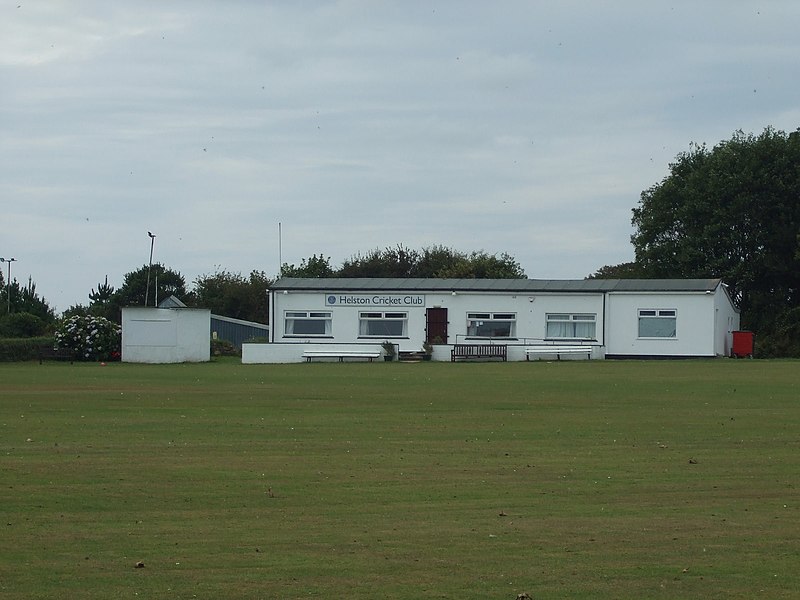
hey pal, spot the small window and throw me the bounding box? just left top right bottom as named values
left=638, top=309, right=677, bottom=338
left=359, top=312, right=407, bottom=337
left=284, top=311, right=332, bottom=336
left=467, top=312, right=516, bottom=338
left=546, top=313, right=596, bottom=339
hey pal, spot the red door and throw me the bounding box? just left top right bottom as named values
left=426, top=308, right=448, bottom=344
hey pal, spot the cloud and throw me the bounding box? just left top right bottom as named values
left=1, top=1, right=798, bottom=311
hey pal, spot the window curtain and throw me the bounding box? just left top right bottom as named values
left=638, top=317, right=676, bottom=338
left=286, top=318, right=331, bottom=336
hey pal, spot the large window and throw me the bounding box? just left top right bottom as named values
left=284, top=311, right=332, bottom=336
left=638, top=309, right=676, bottom=338
left=359, top=312, right=407, bottom=337
left=545, top=313, right=596, bottom=340
left=466, top=312, right=516, bottom=338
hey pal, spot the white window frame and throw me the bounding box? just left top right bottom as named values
left=545, top=313, right=597, bottom=340
left=284, top=310, right=332, bottom=337
left=638, top=309, right=677, bottom=338
left=466, top=312, right=516, bottom=339
left=358, top=311, right=408, bottom=338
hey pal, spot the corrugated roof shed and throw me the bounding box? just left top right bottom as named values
left=270, top=278, right=723, bottom=293
left=211, top=314, right=269, bottom=349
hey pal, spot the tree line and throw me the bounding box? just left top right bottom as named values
left=0, top=245, right=525, bottom=337
left=69, top=246, right=525, bottom=324
left=2, top=127, right=798, bottom=355
left=279, top=245, right=525, bottom=279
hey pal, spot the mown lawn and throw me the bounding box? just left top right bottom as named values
left=1, top=358, right=798, bottom=599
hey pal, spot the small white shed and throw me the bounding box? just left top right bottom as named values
left=122, top=306, right=211, bottom=363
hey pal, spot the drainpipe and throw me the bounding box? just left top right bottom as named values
left=602, top=292, right=607, bottom=352
left=269, top=288, right=275, bottom=343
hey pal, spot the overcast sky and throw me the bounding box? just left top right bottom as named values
left=2, top=1, right=798, bottom=312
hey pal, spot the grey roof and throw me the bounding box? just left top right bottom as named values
left=270, top=277, right=723, bottom=293
left=211, top=314, right=270, bottom=329
left=158, top=295, right=188, bottom=308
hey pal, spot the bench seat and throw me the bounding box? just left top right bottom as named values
left=38, top=346, right=75, bottom=364
left=451, top=344, right=507, bottom=362
left=525, top=345, right=592, bottom=360
left=302, top=350, right=382, bottom=363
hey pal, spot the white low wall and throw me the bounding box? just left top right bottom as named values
left=242, top=343, right=601, bottom=363
left=243, top=343, right=386, bottom=364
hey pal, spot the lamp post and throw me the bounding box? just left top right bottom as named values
left=145, top=232, right=156, bottom=307
left=0, top=257, right=17, bottom=314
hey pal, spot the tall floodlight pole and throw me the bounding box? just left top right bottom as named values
left=0, top=257, right=17, bottom=314
left=145, top=232, right=156, bottom=307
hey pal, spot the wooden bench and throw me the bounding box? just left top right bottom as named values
left=451, top=344, right=507, bottom=362
left=38, top=345, right=75, bottom=364
left=302, top=350, right=382, bottom=363
left=525, top=345, right=592, bottom=361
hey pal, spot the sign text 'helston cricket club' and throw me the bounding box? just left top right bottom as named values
left=325, top=293, right=426, bottom=307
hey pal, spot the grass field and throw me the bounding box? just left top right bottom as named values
left=1, top=358, right=798, bottom=599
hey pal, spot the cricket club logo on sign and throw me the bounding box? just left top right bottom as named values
left=324, top=293, right=425, bottom=307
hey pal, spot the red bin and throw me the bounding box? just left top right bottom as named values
left=731, top=331, right=754, bottom=358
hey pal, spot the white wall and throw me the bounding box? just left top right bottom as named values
left=271, top=290, right=605, bottom=351
left=714, top=285, right=741, bottom=356
left=604, top=292, right=718, bottom=357
left=243, top=342, right=600, bottom=363
left=122, top=307, right=211, bottom=363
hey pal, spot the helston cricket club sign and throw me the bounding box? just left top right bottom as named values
left=325, top=294, right=425, bottom=307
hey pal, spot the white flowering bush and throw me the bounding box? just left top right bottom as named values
left=55, top=315, right=121, bottom=361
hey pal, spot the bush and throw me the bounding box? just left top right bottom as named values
left=754, top=306, right=800, bottom=358
left=211, top=338, right=239, bottom=357
left=54, top=315, right=121, bottom=361
left=0, top=336, right=54, bottom=362
left=0, top=312, right=48, bottom=337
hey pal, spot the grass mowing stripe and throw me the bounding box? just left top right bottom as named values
left=1, top=359, right=798, bottom=599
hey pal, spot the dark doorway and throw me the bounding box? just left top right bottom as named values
left=426, top=307, right=448, bottom=344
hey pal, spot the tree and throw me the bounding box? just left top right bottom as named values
left=631, top=127, right=800, bottom=343
left=0, top=312, right=48, bottom=337
left=335, top=245, right=526, bottom=279
left=339, top=245, right=420, bottom=278
left=192, top=269, right=271, bottom=323
left=115, top=263, right=188, bottom=307
left=586, top=262, right=644, bottom=279
left=0, top=275, right=55, bottom=337
left=280, top=255, right=335, bottom=278
left=96, top=263, right=188, bottom=323
left=0, top=277, right=56, bottom=324
left=411, top=245, right=462, bottom=277
left=89, top=275, right=115, bottom=304
left=86, top=275, right=116, bottom=319
left=246, top=270, right=271, bottom=322
left=431, top=250, right=526, bottom=279
left=62, top=304, right=91, bottom=319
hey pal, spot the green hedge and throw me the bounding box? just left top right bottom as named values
left=0, top=337, right=55, bottom=362
left=0, top=312, right=49, bottom=337
left=755, top=306, right=800, bottom=358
